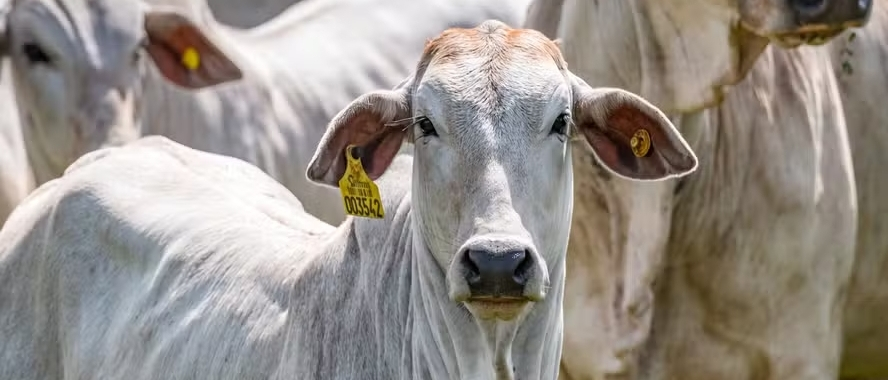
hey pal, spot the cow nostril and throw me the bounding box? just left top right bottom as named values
left=513, top=250, right=533, bottom=285
left=465, top=249, right=532, bottom=285
left=462, top=250, right=482, bottom=285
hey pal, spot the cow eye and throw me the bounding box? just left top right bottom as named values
left=133, top=39, right=148, bottom=65
left=131, top=49, right=143, bottom=65
left=551, top=113, right=570, bottom=135
left=417, top=117, right=437, bottom=137
left=22, top=43, right=52, bottom=65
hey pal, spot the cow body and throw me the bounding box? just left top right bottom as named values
left=828, top=2, right=888, bottom=377
left=0, top=64, right=33, bottom=226
left=526, top=0, right=865, bottom=379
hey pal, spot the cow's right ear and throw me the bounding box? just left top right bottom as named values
left=306, top=78, right=414, bottom=188
left=142, top=7, right=243, bottom=89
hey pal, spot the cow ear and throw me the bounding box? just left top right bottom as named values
left=143, top=9, right=242, bottom=89
left=570, top=73, right=697, bottom=180
left=306, top=77, right=414, bottom=188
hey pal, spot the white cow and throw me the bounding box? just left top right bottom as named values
left=526, top=0, right=868, bottom=379
left=0, top=0, right=531, bottom=226
left=828, top=1, right=888, bottom=378
left=0, top=22, right=697, bottom=380
left=0, top=63, right=33, bottom=227
left=0, top=0, right=290, bottom=226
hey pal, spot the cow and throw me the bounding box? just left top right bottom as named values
left=0, top=64, right=33, bottom=226
left=0, top=21, right=698, bottom=380
left=828, top=1, right=888, bottom=377
left=0, top=0, right=531, bottom=226
left=525, top=0, right=870, bottom=379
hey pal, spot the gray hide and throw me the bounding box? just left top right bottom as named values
left=146, top=0, right=305, bottom=29
left=526, top=0, right=868, bottom=379
left=206, top=0, right=303, bottom=28
left=0, top=22, right=697, bottom=380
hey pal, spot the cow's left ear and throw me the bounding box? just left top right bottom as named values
left=143, top=8, right=242, bottom=89
left=570, top=72, right=697, bottom=180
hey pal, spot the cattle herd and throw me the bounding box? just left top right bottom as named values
left=0, top=0, right=886, bottom=379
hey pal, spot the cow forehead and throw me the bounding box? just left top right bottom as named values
left=416, top=21, right=569, bottom=133
left=17, top=0, right=143, bottom=66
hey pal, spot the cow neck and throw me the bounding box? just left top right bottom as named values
left=331, top=199, right=564, bottom=380
left=399, top=214, right=566, bottom=380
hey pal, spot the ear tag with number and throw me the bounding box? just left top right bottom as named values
left=338, top=145, right=385, bottom=219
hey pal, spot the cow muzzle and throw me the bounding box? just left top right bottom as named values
left=449, top=240, right=549, bottom=321
left=775, top=0, right=872, bottom=45
left=463, top=249, right=532, bottom=299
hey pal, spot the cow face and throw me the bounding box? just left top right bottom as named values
left=640, top=0, right=872, bottom=49
left=307, top=21, right=697, bottom=322
left=0, top=0, right=241, bottom=184
left=739, top=0, right=872, bottom=46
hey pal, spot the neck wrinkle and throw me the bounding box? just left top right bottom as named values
left=405, top=217, right=566, bottom=380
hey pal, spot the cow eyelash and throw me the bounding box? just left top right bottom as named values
left=550, top=113, right=570, bottom=136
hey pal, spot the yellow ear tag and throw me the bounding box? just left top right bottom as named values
left=630, top=129, right=651, bottom=157
left=181, top=47, right=201, bottom=71
left=338, top=145, right=385, bottom=219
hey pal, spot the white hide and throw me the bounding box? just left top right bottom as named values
left=0, top=62, right=33, bottom=226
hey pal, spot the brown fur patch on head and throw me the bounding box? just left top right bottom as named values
left=413, top=20, right=567, bottom=80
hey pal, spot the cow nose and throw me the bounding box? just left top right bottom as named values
left=791, top=0, right=871, bottom=28
left=462, top=249, right=533, bottom=298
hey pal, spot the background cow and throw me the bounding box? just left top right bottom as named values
left=0, top=22, right=697, bottom=380
left=827, top=1, right=888, bottom=377
left=0, top=0, right=530, bottom=225
left=526, top=0, right=869, bottom=379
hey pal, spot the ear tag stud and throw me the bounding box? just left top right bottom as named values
left=338, top=145, right=385, bottom=219
left=181, top=47, right=201, bottom=71
left=630, top=129, right=651, bottom=157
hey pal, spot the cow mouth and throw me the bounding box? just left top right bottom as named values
left=769, top=22, right=861, bottom=47
left=465, top=297, right=530, bottom=320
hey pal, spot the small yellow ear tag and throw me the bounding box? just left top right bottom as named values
left=181, top=47, right=201, bottom=71
left=630, top=129, right=651, bottom=157
left=338, top=145, right=385, bottom=219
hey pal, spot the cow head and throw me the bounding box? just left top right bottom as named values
left=742, top=0, right=872, bottom=46
left=0, top=0, right=242, bottom=185
left=307, top=21, right=697, bottom=323
left=534, top=0, right=871, bottom=114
